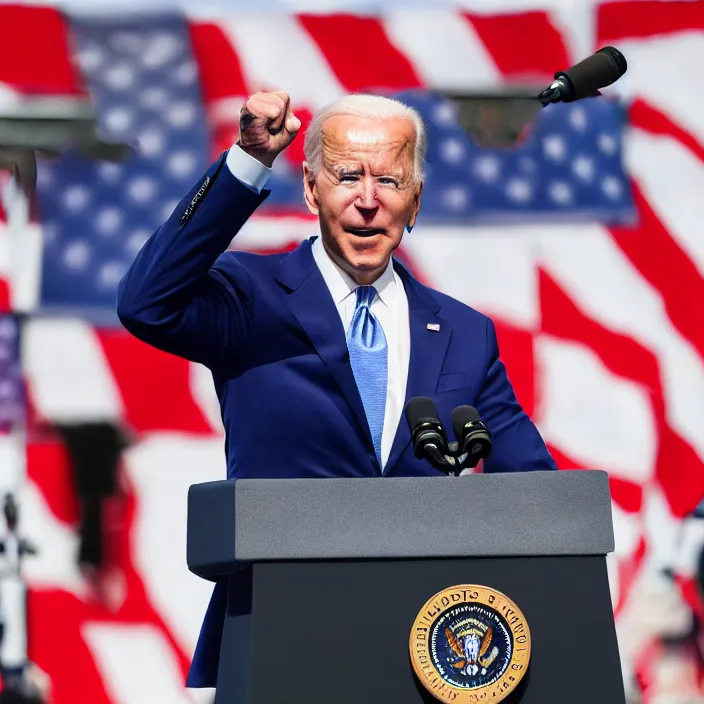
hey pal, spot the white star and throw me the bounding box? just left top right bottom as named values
left=137, top=128, right=165, bottom=158
left=443, top=186, right=470, bottom=211
left=548, top=181, right=573, bottom=205
left=543, top=135, right=567, bottom=162
left=63, top=185, right=91, bottom=213
left=105, top=63, right=135, bottom=91
left=432, top=102, right=457, bottom=126
left=126, top=229, right=152, bottom=255
left=167, top=102, right=197, bottom=129
left=127, top=177, right=159, bottom=205
left=63, top=241, right=91, bottom=271
left=439, top=138, right=465, bottom=165
left=98, top=261, right=126, bottom=289
left=569, top=107, right=588, bottom=132
left=572, top=155, right=595, bottom=182
left=78, top=44, right=103, bottom=72
left=168, top=152, right=198, bottom=179
left=142, top=32, right=181, bottom=70
left=474, top=155, right=501, bottom=183
left=141, top=87, right=169, bottom=111
left=172, top=61, right=197, bottom=87
left=104, top=107, right=133, bottom=134
left=602, top=176, right=623, bottom=200
left=506, top=178, right=532, bottom=203
left=96, top=207, right=124, bottom=237
left=598, top=133, right=618, bottom=156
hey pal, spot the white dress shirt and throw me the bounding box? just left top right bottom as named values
left=226, top=144, right=411, bottom=470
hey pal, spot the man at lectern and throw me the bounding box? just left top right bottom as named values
left=116, top=90, right=557, bottom=687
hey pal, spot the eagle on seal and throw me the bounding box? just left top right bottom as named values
left=445, top=627, right=499, bottom=676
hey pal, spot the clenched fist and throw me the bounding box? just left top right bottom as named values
left=237, top=91, right=301, bottom=167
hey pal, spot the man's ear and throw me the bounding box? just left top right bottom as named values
left=406, top=181, right=423, bottom=231
left=302, top=162, right=319, bottom=216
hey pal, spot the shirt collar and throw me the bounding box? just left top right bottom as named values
left=311, top=235, right=396, bottom=309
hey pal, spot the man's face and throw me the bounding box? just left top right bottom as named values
left=303, top=115, right=422, bottom=285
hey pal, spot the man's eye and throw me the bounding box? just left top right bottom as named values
left=339, top=175, right=358, bottom=182
left=379, top=178, right=398, bottom=186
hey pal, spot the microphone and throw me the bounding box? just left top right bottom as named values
left=450, top=406, right=492, bottom=469
left=405, top=397, right=452, bottom=470
left=537, top=46, right=627, bottom=106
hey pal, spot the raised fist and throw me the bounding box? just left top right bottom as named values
left=237, top=91, right=301, bottom=167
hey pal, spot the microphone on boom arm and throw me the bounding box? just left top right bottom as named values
left=537, top=46, right=628, bottom=106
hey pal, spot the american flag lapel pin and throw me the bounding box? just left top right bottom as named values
left=427, top=323, right=441, bottom=332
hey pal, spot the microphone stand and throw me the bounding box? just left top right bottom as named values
left=430, top=442, right=476, bottom=478
left=537, top=81, right=564, bottom=107
left=536, top=79, right=603, bottom=108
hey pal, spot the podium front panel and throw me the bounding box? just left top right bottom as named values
left=241, top=556, right=625, bottom=704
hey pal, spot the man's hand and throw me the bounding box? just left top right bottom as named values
left=237, top=91, right=301, bottom=168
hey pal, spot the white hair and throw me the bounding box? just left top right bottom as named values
left=303, top=93, right=427, bottom=183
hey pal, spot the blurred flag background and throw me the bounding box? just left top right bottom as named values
left=1, top=0, right=704, bottom=702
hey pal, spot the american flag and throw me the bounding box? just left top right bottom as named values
left=1, top=1, right=703, bottom=702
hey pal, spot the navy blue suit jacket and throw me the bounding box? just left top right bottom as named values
left=116, top=152, right=556, bottom=687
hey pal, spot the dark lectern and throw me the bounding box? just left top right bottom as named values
left=187, top=471, right=625, bottom=704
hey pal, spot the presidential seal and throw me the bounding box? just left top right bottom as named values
left=409, top=585, right=531, bottom=702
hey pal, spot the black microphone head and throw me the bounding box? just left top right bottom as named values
left=597, top=46, right=627, bottom=75
left=405, top=396, right=442, bottom=431
left=450, top=406, right=492, bottom=468
left=405, top=397, right=449, bottom=463
left=557, top=46, right=627, bottom=101
left=450, top=405, right=481, bottom=440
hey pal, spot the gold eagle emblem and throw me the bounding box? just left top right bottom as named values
left=445, top=626, right=499, bottom=675
left=410, top=585, right=531, bottom=703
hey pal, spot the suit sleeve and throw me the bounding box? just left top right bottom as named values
left=116, top=152, right=269, bottom=371
left=476, top=318, right=557, bottom=473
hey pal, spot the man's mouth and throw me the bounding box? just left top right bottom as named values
left=345, top=228, right=385, bottom=237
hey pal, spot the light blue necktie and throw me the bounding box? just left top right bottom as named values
left=347, top=285, right=388, bottom=468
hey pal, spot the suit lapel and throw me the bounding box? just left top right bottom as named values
left=384, top=265, right=451, bottom=475
left=275, top=239, right=376, bottom=459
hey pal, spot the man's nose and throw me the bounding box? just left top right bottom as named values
left=354, top=178, right=378, bottom=211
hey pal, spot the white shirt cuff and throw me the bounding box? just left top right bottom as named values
left=225, top=144, right=272, bottom=194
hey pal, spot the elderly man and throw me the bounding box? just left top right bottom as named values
left=116, top=91, right=556, bottom=687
